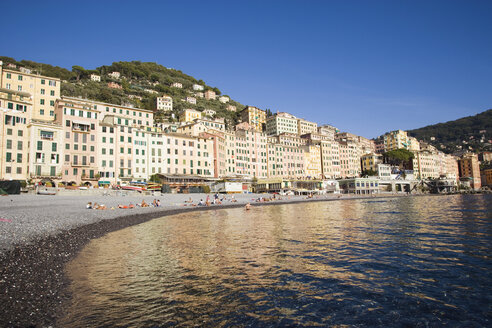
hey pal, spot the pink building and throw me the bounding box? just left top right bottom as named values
left=234, top=122, right=267, bottom=178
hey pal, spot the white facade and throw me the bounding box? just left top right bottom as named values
left=156, top=96, right=173, bottom=111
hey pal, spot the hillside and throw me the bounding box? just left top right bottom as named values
left=0, top=56, right=244, bottom=127
left=407, top=109, right=492, bottom=154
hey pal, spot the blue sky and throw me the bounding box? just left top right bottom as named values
left=2, top=0, right=491, bottom=138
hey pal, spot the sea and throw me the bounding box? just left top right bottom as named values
left=59, top=194, right=491, bottom=327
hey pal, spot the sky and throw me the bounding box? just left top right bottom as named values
left=1, top=0, right=491, bottom=138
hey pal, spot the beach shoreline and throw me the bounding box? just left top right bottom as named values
left=0, top=192, right=423, bottom=327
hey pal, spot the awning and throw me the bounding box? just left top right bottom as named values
left=98, top=181, right=111, bottom=185
left=72, top=120, right=90, bottom=125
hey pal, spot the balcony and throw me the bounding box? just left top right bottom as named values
left=71, top=121, right=90, bottom=133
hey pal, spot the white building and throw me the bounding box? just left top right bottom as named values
left=193, top=84, right=204, bottom=91
left=156, top=96, right=173, bottom=111
left=90, top=74, right=101, bottom=82
left=108, top=72, right=120, bottom=79
left=218, top=96, right=229, bottom=103
left=171, top=82, right=183, bottom=88
left=186, top=96, right=196, bottom=104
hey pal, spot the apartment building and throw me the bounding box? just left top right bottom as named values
left=458, top=153, right=481, bottom=189
left=266, top=136, right=304, bottom=179
left=171, top=82, right=182, bottom=88
left=0, top=64, right=60, bottom=122
left=317, top=124, right=339, bottom=139
left=412, top=150, right=440, bottom=180
left=361, top=153, right=383, bottom=173
left=108, top=72, right=120, bottom=79
left=266, top=112, right=298, bottom=136
left=301, top=144, right=322, bottom=178
left=383, top=129, right=410, bottom=152
left=239, top=106, right=266, bottom=133
left=90, top=74, right=101, bottom=82
left=193, top=84, right=204, bottom=91
left=297, top=118, right=318, bottom=135
left=200, top=130, right=227, bottom=178
left=55, top=99, right=99, bottom=186
left=203, top=109, right=216, bottom=117
left=146, top=133, right=214, bottom=177
left=62, top=96, right=154, bottom=128
left=28, top=121, right=63, bottom=183
left=156, top=95, right=173, bottom=111
left=97, top=115, right=137, bottom=185
left=204, top=90, right=216, bottom=100
left=186, top=96, right=196, bottom=104
left=0, top=89, right=31, bottom=180
left=179, top=108, right=202, bottom=122
left=234, top=122, right=267, bottom=178
left=339, top=140, right=361, bottom=178
left=218, top=96, right=229, bottom=103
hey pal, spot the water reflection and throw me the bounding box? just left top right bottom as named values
left=60, top=195, right=492, bottom=327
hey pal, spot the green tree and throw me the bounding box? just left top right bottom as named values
left=72, top=65, right=86, bottom=81
left=383, top=149, right=415, bottom=167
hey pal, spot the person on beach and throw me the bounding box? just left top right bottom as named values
left=198, top=199, right=204, bottom=206
left=231, top=195, right=236, bottom=202
left=86, top=202, right=93, bottom=209
left=141, top=200, right=149, bottom=207
left=245, top=203, right=251, bottom=210
left=205, top=195, right=211, bottom=206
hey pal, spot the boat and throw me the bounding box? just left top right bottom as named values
left=37, top=187, right=57, bottom=195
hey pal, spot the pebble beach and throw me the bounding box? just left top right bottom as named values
left=0, top=191, right=406, bottom=327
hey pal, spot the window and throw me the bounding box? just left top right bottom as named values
left=40, top=109, right=44, bottom=115
left=6, top=73, right=11, bottom=79
left=41, top=79, right=45, bottom=85
left=17, top=141, right=23, bottom=150
left=52, top=143, right=57, bottom=152
left=18, top=75, right=23, bottom=81
left=41, top=89, right=45, bottom=95
left=6, top=129, right=12, bottom=135
left=40, top=99, right=45, bottom=105
left=50, top=90, right=55, bottom=96
left=18, top=130, right=23, bottom=137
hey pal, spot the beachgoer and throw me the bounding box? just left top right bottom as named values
left=198, top=199, right=204, bottom=206
left=156, top=199, right=161, bottom=207
left=86, top=202, right=93, bottom=209
left=245, top=203, right=251, bottom=210
left=141, top=200, right=149, bottom=207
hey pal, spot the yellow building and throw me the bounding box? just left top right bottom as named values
left=0, top=88, right=31, bottom=180
left=179, top=109, right=202, bottom=122
left=0, top=64, right=60, bottom=122
left=239, top=106, right=266, bottom=132
left=383, top=129, right=409, bottom=152
left=361, top=153, right=383, bottom=173
left=301, top=144, right=321, bottom=178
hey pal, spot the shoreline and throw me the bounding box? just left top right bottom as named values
left=0, top=192, right=450, bottom=327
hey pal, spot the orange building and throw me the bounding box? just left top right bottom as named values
left=458, top=153, right=481, bottom=190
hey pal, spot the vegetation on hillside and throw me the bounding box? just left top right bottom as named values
left=1, top=56, right=244, bottom=127
left=407, top=109, right=492, bottom=154
left=383, top=148, right=415, bottom=167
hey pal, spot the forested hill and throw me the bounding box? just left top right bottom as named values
left=0, top=56, right=244, bottom=125
left=407, top=109, right=492, bottom=154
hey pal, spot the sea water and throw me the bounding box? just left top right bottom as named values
left=60, top=194, right=492, bottom=327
